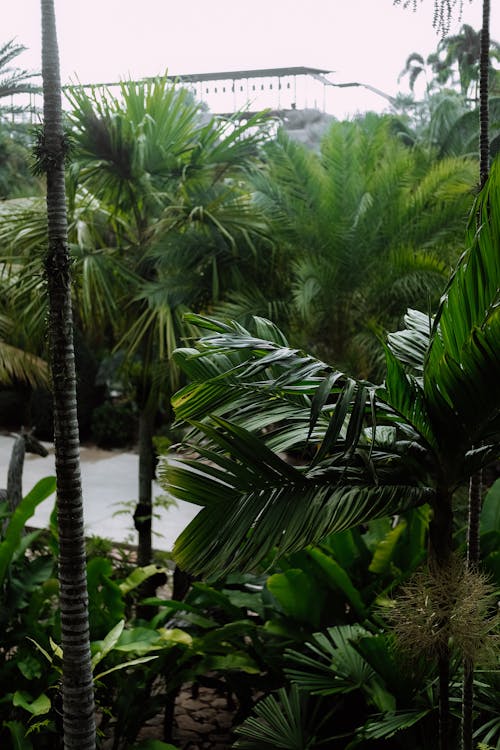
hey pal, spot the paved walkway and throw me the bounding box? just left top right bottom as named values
left=0, top=434, right=198, bottom=550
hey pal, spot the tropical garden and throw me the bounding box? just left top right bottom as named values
left=0, top=0, right=499, bottom=748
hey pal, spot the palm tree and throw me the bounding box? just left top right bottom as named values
left=249, top=116, right=476, bottom=379
left=435, top=24, right=500, bottom=104
left=160, top=154, right=500, bottom=750
left=419, top=89, right=500, bottom=160
left=461, top=3, right=492, bottom=749
left=39, top=1, right=95, bottom=748
left=63, top=79, right=272, bottom=566
left=0, top=38, right=39, bottom=118
left=0, top=77, right=271, bottom=566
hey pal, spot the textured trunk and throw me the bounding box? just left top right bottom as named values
left=40, top=2, right=96, bottom=748
left=6, top=438, right=25, bottom=513
left=462, top=2, right=490, bottom=745
left=467, top=470, right=483, bottom=571
left=479, top=0, right=490, bottom=189
left=429, top=489, right=454, bottom=750
left=134, top=406, right=155, bottom=567
left=461, top=657, right=474, bottom=750
left=438, top=649, right=451, bottom=750
left=462, top=469, right=483, bottom=750
left=134, top=406, right=158, bottom=619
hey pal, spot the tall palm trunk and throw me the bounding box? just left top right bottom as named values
left=135, top=405, right=155, bottom=567
left=40, top=1, right=95, bottom=748
left=479, top=0, right=490, bottom=190
left=462, top=4, right=490, bottom=749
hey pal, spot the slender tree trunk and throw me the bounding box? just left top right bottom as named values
left=40, top=2, right=95, bottom=748
left=462, top=4, right=490, bottom=747
left=429, top=489, right=454, bottom=750
left=462, top=470, right=483, bottom=750
left=134, top=406, right=155, bottom=567
left=479, top=0, right=490, bottom=189
left=466, top=470, right=483, bottom=571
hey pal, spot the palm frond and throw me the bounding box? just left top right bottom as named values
left=387, top=309, right=432, bottom=372
left=233, top=685, right=324, bottom=750
left=162, top=314, right=435, bottom=575
left=0, top=340, right=48, bottom=388
left=285, top=625, right=375, bottom=696
left=424, top=157, right=500, bottom=458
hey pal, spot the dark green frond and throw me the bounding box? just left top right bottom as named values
left=424, top=157, right=500, bottom=457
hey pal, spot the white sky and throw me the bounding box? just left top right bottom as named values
left=3, top=0, right=499, bottom=118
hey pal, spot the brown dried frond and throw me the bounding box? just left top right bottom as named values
left=386, top=556, right=499, bottom=664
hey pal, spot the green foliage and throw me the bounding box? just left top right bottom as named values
left=233, top=685, right=329, bottom=749
left=247, top=116, right=475, bottom=376
left=0, top=127, right=42, bottom=199
left=159, top=155, right=500, bottom=750
left=0, top=477, right=56, bottom=586
left=267, top=569, right=326, bottom=629
left=91, top=400, right=137, bottom=448
left=2, top=720, right=35, bottom=750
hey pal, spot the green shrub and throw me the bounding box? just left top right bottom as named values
left=91, top=401, right=137, bottom=448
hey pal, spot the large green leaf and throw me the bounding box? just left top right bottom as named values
left=266, top=569, right=325, bottom=628
left=0, top=476, right=56, bottom=587
left=480, top=478, right=500, bottom=535
left=368, top=519, right=407, bottom=575
left=306, top=546, right=367, bottom=619
left=362, top=709, right=432, bottom=740
left=2, top=721, right=34, bottom=750
left=386, top=308, right=432, bottom=373
left=12, top=691, right=51, bottom=717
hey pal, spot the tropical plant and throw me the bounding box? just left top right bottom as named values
left=160, top=154, right=500, bottom=750
left=0, top=39, right=39, bottom=121
left=399, top=25, right=500, bottom=102
left=396, top=21, right=500, bottom=163
left=433, top=24, right=500, bottom=102
left=246, top=115, right=476, bottom=377
left=0, top=477, right=59, bottom=749
left=463, top=2, right=492, bottom=746
left=0, top=123, right=43, bottom=197
left=59, top=78, right=272, bottom=568
left=0, top=74, right=272, bottom=566
left=233, top=684, right=332, bottom=750
left=39, top=0, right=96, bottom=747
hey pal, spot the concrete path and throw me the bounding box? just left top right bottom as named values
left=0, top=434, right=198, bottom=550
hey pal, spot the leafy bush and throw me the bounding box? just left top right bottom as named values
left=91, top=401, right=137, bottom=448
